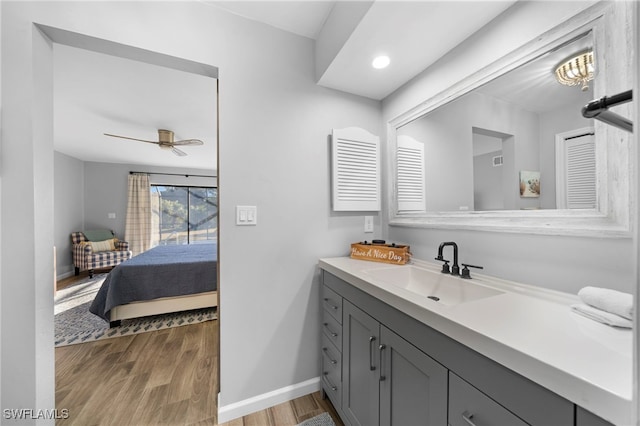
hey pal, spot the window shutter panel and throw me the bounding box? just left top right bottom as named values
left=397, top=135, right=426, bottom=212
left=332, top=127, right=380, bottom=211
left=565, top=136, right=596, bottom=209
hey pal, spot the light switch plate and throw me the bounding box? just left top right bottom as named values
left=364, top=216, right=374, bottom=233
left=236, top=206, right=257, bottom=226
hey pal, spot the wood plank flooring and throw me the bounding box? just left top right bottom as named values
left=55, top=273, right=343, bottom=425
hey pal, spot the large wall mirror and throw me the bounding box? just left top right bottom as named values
left=387, top=2, right=633, bottom=236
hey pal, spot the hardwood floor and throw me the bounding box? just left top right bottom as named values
left=55, top=274, right=343, bottom=425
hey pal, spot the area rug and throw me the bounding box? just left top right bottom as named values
left=55, top=274, right=217, bottom=347
left=297, top=413, right=336, bottom=426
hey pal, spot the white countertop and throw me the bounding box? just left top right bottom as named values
left=319, top=256, right=633, bottom=426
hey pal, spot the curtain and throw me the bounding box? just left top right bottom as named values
left=124, top=173, right=151, bottom=256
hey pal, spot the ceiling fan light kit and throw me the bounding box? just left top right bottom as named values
left=104, top=129, right=204, bottom=156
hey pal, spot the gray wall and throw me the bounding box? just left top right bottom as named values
left=398, top=91, right=541, bottom=211
left=538, top=101, right=594, bottom=209
left=53, top=156, right=216, bottom=279
left=83, top=161, right=216, bottom=238
left=473, top=150, right=504, bottom=211
left=53, top=151, right=84, bottom=277
left=2, top=1, right=382, bottom=421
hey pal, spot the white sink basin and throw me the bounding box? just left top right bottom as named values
left=363, top=265, right=504, bottom=306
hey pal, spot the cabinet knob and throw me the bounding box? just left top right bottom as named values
left=322, top=347, right=338, bottom=365
left=462, top=411, right=477, bottom=426
left=323, top=322, right=338, bottom=338
left=323, top=372, right=338, bottom=392
left=324, top=298, right=339, bottom=310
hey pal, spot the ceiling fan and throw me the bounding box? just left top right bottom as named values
left=104, top=129, right=204, bottom=156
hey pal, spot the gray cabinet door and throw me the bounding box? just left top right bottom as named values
left=379, top=325, right=447, bottom=426
left=342, top=301, right=380, bottom=426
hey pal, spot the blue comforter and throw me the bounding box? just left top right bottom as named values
left=90, top=243, right=217, bottom=321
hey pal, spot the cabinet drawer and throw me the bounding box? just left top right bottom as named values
left=322, top=374, right=341, bottom=411
left=576, top=406, right=615, bottom=426
left=322, top=310, right=342, bottom=351
left=322, top=334, right=342, bottom=378
left=449, top=372, right=528, bottom=426
left=322, top=284, right=343, bottom=324
left=322, top=335, right=342, bottom=405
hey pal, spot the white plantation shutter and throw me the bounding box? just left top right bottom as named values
left=556, top=130, right=596, bottom=209
left=332, top=127, right=380, bottom=211
left=397, top=135, right=426, bottom=212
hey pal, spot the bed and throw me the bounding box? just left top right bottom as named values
left=89, top=242, right=217, bottom=327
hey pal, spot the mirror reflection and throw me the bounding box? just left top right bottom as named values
left=396, top=33, right=595, bottom=212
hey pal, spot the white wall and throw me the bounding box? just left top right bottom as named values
left=383, top=0, right=634, bottom=296
left=1, top=1, right=381, bottom=422
left=1, top=9, right=56, bottom=419
left=0, top=0, right=3, bottom=408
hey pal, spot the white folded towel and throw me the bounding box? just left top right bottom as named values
left=571, top=304, right=633, bottom=328
left=578, top=286, right=633, bottom=320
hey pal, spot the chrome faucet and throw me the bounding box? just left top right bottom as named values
left=435, top=241, right=460, bottom=276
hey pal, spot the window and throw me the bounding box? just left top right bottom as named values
left=150, top=185, right=218, bottom=245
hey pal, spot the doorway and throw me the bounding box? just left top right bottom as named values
left=46, top=25, right=220, bottom=419
left=555, top=127, right=596, bottom=209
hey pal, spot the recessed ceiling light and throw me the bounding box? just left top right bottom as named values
left=372, top=55, right=390, bottom=69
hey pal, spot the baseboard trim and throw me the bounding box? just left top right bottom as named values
left=217, top=376, right=321, bottom=423
left=56, top=270, right=74, bottom=281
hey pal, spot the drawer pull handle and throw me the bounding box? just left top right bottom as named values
left=322, top=347, right=338, bottom=364
left=323, top=323, right=338, bottom=337
left=323, top=372, right=338, bottom=391
left=379, top=344, right=387, bottom=381
left=323, top=298, right=339, bottom=311
left=462, top=411, right=477, bottom=426
left=369, top=336, right=377, bottom=371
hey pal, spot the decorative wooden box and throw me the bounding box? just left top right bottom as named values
left=350, top=241, right=411, bottom=265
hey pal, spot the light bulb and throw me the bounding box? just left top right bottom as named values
left=372, top=55, right=390, bottom=69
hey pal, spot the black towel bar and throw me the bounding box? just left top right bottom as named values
left=582, top=89, right=633, bottom=132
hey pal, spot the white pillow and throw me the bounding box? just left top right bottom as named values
left=89, top=239, right=115, bottom=253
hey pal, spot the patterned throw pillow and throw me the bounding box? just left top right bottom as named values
left=89, top=239, right=115, bottom=253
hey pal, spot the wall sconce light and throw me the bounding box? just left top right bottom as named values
left=554, top=50, right=594, bottom=91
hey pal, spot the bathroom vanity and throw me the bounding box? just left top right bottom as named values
left=319, top=257, right=631, bottom=426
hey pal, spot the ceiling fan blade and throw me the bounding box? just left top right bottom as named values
left=172, top=147, right=188, bottom=156
left=104, top=133, right=159, bottom=144
left=172, top=139, right=204, bottom=146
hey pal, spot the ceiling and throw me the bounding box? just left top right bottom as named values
left=53, top=1, right=562, bottom=170
left=205, top=0, right=336, bottom=39
left=210, top=0, right=516, bottom=100
left=54, top=43, right=217, bottom=170
left=477, top=32, right=594, bottom=114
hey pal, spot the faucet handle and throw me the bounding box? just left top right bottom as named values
left=461, top=263, right=483, bottom=279
left=435, top=258, right=450, bottom=274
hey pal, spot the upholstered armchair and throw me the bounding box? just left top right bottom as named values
left=71, top=230, right=132, bottom=278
